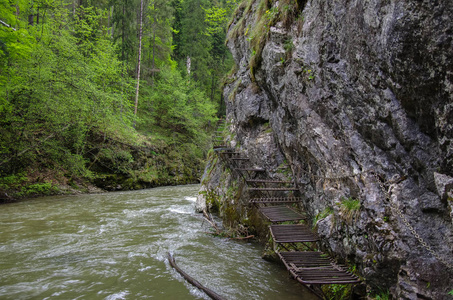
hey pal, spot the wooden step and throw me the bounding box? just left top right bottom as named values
left=248, top=187, right=298, bottom=191
left=278, top=251, right=332, bottom=268
left=250, top=197, right=302, bottom=204
left=259, top=206, right=305, bottom=222
left=278, top=252, right=361, bottom=285
left=213, top=147, right=234, bottom=152
left=234, top=168, right=265, bottom=172
left=246, top=179, right=292, bottom=184
left=270, top=224, right=319, bottom=243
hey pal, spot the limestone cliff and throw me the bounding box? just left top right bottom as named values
left=199, top=0, right=453, bottom=299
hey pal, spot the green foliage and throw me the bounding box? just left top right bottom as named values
left=314, top=207, right=334, bottom=226
left=139, top=66, right=216, bottom=142
left=369, top=289, right=391, bottom=300
left=339, top=197, right=361, bottom=224
left=323, top=283, right=352, bottom=300
left=0, top=0, right=236, bottom=197
left=17, top=182, right=59, bottom=197
left=448, top=289, right=453, bottom=296
left=341, top=197, right=361, bottom=210
left=0, top=173, right=28, bottom=190
left=283, top=38, right=294, bottom=52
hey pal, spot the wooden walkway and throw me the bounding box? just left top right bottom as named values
left=211, top=119, right=360, bottom=299
left=259, top=206, right=306, bottom=222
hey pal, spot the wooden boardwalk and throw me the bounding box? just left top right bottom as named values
left=211, top=119, right=360, bottom=299
left=259, top=206, right=306, bottom=222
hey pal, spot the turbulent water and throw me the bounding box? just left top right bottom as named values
left=0, top=185, right=315, bottom=299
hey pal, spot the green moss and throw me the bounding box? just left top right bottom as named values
left=206, top=189, right=221, bottom=212
left=314, top=207, right=334, bottom=226
left=228, top=79, right=243, bottom=102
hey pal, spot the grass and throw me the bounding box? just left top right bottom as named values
left=339, top=197, right=361, bottom=224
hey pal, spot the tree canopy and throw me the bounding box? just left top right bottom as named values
left=0, top=0, right=239, bottom=197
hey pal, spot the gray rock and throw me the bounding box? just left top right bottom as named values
left=434, top=172, right=453, bottom=201
left=201, top=0, right=453, bottom=298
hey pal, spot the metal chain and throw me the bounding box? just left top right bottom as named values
left=372, top=173, right=453, bottom=272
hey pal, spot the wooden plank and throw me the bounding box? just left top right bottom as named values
left=213, top=148, right=234, bottom=152
left=246, top=179, right=292, bottom=184
left=248, top=187, right=298, bottom=191
left=259, top=206, right=305, bottom=222
left=235, top=168, right=265, bottom=172
left=219, top=151, right=241, bottom=155
left=250, top=197, right=302, bottom=204
left=278, top=252, right=360, bottom=285
left=270, top=224, right=319, bottom=243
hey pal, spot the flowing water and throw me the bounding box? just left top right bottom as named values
left=0, top=184, right=316, bottom=300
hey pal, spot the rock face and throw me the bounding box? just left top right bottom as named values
left=199, top=0, right=453, bottom=299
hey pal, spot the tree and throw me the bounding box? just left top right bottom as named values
left=176, top=0, right=212, bottom=90
left=145, top=0, right=174, bottom=85
left=134, top=0, right=144, bottom=124
left=109, top=0, right=139, bottom=64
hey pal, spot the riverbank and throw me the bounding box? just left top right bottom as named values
left=0, top=130, right=207, bottom=203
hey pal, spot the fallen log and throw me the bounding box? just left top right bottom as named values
left=167, top=252, right=226, bottom=300
left=202, top=209, right=222, bottom=235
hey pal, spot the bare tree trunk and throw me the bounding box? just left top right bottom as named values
left=210, top=75, right=215, bottom=102
left=122, top=4, right=125, bottom=61
left=151, top=16, right=156, bottom=86
left=108, top=6, right=111, bottom=37
left=134, top=0, right=144, bottom=127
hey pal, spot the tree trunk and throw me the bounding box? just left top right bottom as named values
left=122, top=4, right=125, bottom=61
left=134, top=0, right=144, bottom=127
left=108, top=6, right=111, bottom=37
left=151, top=16, right=156, bottom=86
left=210, top=75, right=215, bottom=102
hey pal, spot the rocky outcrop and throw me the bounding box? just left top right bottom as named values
left=199, top=0, right=453, bottom=299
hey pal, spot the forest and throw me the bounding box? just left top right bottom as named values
left=0, top=0, right=238, bottom=199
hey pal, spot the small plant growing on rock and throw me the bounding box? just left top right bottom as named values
left=283, top=38, right=294, bottom=52
left=314, top=207, right=334, bottom=226
left=339, top=197, right=361, bottom=224
left=369, top=289, right=391, bottom=300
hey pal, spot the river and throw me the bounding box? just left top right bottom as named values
left=0, top=184, right=315, bottom=299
